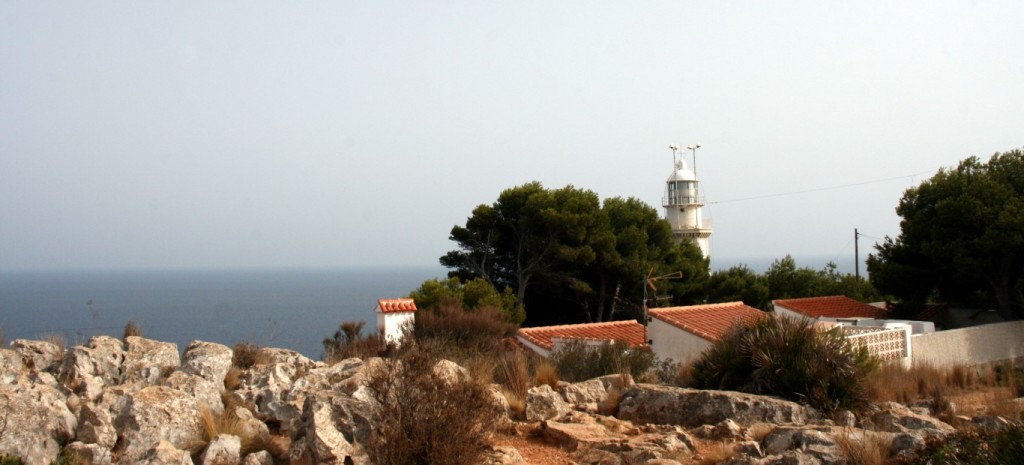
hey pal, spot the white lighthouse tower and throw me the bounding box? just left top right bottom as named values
left=663, top=144, right=712, bottom=259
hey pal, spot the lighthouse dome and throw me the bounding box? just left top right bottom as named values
left=666, top=159, right=696, bottom=182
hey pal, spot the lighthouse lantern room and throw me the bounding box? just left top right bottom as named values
left=663, top=145, right=712, bottom=259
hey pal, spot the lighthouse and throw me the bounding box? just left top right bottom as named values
left=663, top=145, right=712, bottom=259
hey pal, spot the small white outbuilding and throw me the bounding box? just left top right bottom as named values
left=375, top=298, right=417, bottom=345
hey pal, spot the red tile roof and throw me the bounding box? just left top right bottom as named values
left=649, top=302, right=764, bottom=341
left=376, top=298, right=418, bottom=313
left=774, top=295, right=889, bottom=319
left=516, top=320, right=646, bottom=351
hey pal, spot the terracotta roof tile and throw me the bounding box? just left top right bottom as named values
left=774, top=295, right=889, bottom=319
left=649, top=302, right=764, bottom=341
left=516, top=320, right=646, bottom=351
left=376, top=298, right=418, bottom=313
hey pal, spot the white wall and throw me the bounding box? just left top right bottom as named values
left=377, top=311, right=415, bottom=346
left=911, top=321, right=1024, bottom=368
left=648, top=317, right=712, bottom=363
left=516, top=336, right=551, bottom=358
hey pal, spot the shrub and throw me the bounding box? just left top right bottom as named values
left=496, top=350, right=532, bottom=402
left=198, top=407, right=265, bottom=455
left=41, top=333, right=66, bottom=353
left=322, top=321, right=385, bottom=363
left=894, top=422, right=1024, bottom=465
left=231, top=342, right=269, bottom=369
left=123, top=320, right=142, bottom=339
left=549, top=340, right=655, bottom=383
left=691, top=314, right=876, bottom=413
left=0, top=324, right=5, bottom=348
left=412, top=301, right=518, bottom=360
left=364, top=344, right=502, bottom=465
left=836, top=430, right=892, bottom=465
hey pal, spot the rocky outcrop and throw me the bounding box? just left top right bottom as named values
left=0, top=380, right=77, bottom=465
left=1, top=334, right=1016, bottom=465
left=618, top=384, right=820, bottom=427
left=112, top=385, right=204, bottom=463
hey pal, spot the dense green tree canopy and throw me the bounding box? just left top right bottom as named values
left=441, top=182, right=709, bottom=326
left=706, top=256, right=878, bottom=309
left=868, top=149, right=1024, bottom=320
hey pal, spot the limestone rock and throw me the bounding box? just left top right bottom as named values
left=733, top=440, right=764, bottom=458
left=481, top=445, right=526, bottom=465
left=231, top=362, right=303, bottom=432
left=288, top=391, right=373, bottom=465
left=58, top=347, right=107, bottom=400
left=618, top=384, right=819, bottom=427
left=972, top=414, right=1012, bottom=434
left=867, top=402, right=956, bottom=436
left=230, top=406, right=271, bottom=449
left=78, top=402, right=117, bottom=448
left=122, top=336, right=180, bottom=385
left=10, top=339, right=63, bottom=375
left=0, top=348, right=25, bottom=384
left=199, top=434, right=241, bottom=465
left=88, top=336, right=127, bottom=385
left=164, top=371, right=224, bottom=414
left=761, top=427, right=841, bottom=463
left=571, top=448, right=621, bottom=465
left=181, top=341, right=233, bottom=385
left=0, top=380, right=77, bottom=465
left=432, top=359, right=469, bottom=385
left=254, top=347, right=318, bottom=372
left=112, top=386, right=203, bottom=464
left=542, top=419, right=616, bottom=452
left=526, top=384, right=572, bottom=421
left=242, top=450, right=274, bottom=465
left=889, top=433, right=925, bottom=459
left=63, top=441, right=114, bottom=465
left=136, top=440, right=194, bottom=465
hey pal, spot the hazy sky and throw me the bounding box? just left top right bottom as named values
left=2, top=1, right=1022, bottom=270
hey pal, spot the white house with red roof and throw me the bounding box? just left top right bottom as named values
left=515, top=320, right=646, bottom=357
left=648, top=302, right=765, bottom=362
left=375, top=298, right=417, bottom=345
left=773, top=295, right=934, bottom=334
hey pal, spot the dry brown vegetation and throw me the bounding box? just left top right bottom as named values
left=231, top=342, right=273, bottom=369
left=122, top=320, right=142, bottom=340
left=865, top=361, right=1024, bottom=420
left=197, top=407, right=266, bottom=455
left=835, top=429, right=893, bottom=465
left=363, top=344, right=502, bottom=465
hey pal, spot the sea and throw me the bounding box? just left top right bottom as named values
left=0, top=256, right=854, bottom=359
left=0, top=266, right=446, bottom=359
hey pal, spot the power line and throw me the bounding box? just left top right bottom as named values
left=708, top=170, right=936, bottom=205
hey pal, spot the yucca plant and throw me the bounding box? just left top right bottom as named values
left=692, top=313, right=876, bottom=413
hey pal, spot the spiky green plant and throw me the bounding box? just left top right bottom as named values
left=692, top=313, right=876, bottom=413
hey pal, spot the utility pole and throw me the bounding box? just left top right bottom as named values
left=854, top=228, right=860, bottom=281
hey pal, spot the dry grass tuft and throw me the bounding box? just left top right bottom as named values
left=746, top=422, right=776, bottom=442
left=223, top=366, right=243, bottom=391
left=0, top=324, right=5, bottom=348
left=697, top=442, right=735, bottom=465
left=533, top=360, right=559, bottom=389
left=598, top=385, right=626, bottom=416
left=232, top=342, right=273, bottom=369
left=501, top=387, right=526, bottom=420
left=198, top=406, right=264, bottom=454
left=496, top=350, right=532, bottom=402
left=41, top=333, right=66, bottom=353
left=985, top=387, right=1024, bottom=418
left=835, top=429, right=892, bottom=465
left=463, top=355, right=497, bottom=385
left=122, top=320, right=142, bottom=340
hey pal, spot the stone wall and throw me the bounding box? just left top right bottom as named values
left=911, top=320, right=1024, bottom=368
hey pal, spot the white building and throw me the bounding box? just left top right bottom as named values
left=663, top=146, right=712, bottom=259
left=375, top=298, right=417, bottom=345
left=648, top=302, right=764, bottom=363
left=515, top=320, right=646, bottom=358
